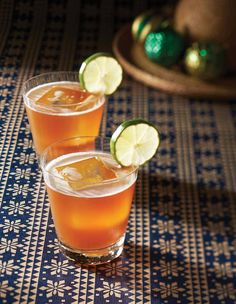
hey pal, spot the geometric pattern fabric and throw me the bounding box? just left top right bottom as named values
left=0, top=1, right=236, bottom=303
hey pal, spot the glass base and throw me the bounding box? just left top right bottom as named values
left=59, top=235, right=125, bottom=265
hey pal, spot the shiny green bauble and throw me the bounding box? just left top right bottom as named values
left=131, top=10, right=167, bottom=43
left=144, top=28, right=185, bottom=67
left=184, top=42, right=227, bottom=80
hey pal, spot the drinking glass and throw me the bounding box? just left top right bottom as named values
left=40, top=136, right=138, bottom=265
left=23, top=72, right=105, bottom=154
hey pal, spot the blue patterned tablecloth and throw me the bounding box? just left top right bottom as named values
left=0, top=1, right=236, bottom=303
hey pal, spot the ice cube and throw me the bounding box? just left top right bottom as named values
left=56, top=157, right=117, bottom=190
left=36, top=86, right=92, bottom=107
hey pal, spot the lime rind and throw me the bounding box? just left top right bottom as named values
left=110, top=119, right=160, bottom=167
left=79, top=53, right=123, bottom=95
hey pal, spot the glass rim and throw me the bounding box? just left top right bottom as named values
left=22, top=71, right=80, bottom=94
left=22, top=71, right=105, bottom=109
left=23, top=70, right=80, bottom=84
left=40, top=135, right=139, bottom=187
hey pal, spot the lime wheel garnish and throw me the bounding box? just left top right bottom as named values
left=79, top=52, right=123, bottom=95
left=110, top=119, right=160, bottom=167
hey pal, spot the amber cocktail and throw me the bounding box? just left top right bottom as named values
left=40, top=136, right=138, bottom=265
left=23, top=72, right=105, bottom=154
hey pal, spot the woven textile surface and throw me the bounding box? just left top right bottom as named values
left=0, top=1, right=236, bottom=303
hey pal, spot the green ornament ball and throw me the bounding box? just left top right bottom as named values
left=184, top=42, right=227, bottom=80
left=144, top=28, right=185, bottom=67
left=132, top=10, right=168, bottom=43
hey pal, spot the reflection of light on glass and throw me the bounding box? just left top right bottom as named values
left=188, top=50, right=200, bottom=68
left=200, top=49, right=207, bottom=56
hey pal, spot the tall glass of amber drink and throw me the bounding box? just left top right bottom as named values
left=23, top=72, right=105, bottom=154
left=40, top=136, right=138, bottom=265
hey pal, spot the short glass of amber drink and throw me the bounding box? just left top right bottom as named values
left=40, top=136, right=138, bottom=265
left=23, top=72, right=105, bottom=154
